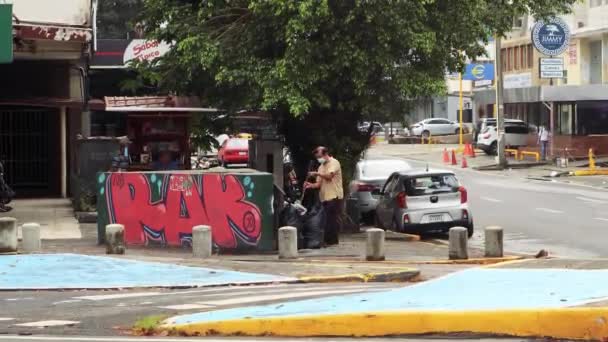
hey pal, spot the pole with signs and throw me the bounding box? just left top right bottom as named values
left=0, top=3, right=12, bottom=64
left=494, top=36, right=506, bottom=168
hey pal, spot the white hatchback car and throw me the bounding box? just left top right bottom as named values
left=410, top=118, right=462, bottom=137
left=476, top=119, right=530, bottom=155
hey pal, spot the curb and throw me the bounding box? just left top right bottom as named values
left=162, top=307, right=608, bottom=340
left=297, top=268, right=420, bottom=283
left=301, top=255, right=524, bottom=266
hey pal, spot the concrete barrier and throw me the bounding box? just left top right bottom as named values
left=21, top=223, right=41, bottom=253
left=193, top=225, right=213, bottom=258
left=365, top=228, right=386, bottom=261
left=449, top=227, right=468, bottom=260
left=0, top=217, right=17, bottom=253
left=105, top=224, right=125, bottom=255
left=484, top=226, right=503, bottom=258
left=278, top=226, right=298, bottom=259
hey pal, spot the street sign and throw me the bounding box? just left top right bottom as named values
left=0, top=4, right=12, bottom=64
left=531, top=17, right=570, bottom=56
left=539, top=58, right=564, bottom=78
left=462, top=63, right=495, bottom=81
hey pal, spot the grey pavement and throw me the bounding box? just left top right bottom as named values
left=369, top=143, right=608, bottom=258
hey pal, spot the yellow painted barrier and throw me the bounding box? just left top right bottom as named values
left=589, top=148, right=596, bottom=170
left=520, top=151, right=540, bottom=162
left=505, top=149, right=518, bottom=159
left=572, top=170, right=608, bottom=176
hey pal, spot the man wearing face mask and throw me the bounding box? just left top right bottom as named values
left=304, top=146, right=343, bottom=245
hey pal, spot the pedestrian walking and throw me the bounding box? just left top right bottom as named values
left=538, top=126, right=550, bottom=161
left=304, top=146, right=343, bottom=245
left=0, top=159, right=15, bottom=213
left=111, top=136, right=132, bottom=172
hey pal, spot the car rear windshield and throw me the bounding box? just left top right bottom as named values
left=505, top=124, right=529, bottom=134
left=404, top=174, right=459, bottom=196
left=227, top=139, right=248, bottom=148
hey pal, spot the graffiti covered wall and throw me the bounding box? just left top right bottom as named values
left=96, top=171, right=274, bottom=252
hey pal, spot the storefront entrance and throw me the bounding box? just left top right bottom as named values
left=0, top=107, right=60, bottom=197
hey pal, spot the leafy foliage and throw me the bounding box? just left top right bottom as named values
left=96, top=0, right=144, bottom=39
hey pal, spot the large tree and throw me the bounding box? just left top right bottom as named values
left=137, top=0, right=575, bottom=183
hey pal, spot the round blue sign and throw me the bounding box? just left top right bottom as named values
left=532, top=17, right=570, bottom=56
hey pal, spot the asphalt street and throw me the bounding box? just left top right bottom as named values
left=0, top=283, right=397, bottom=337
left=370, top=148, right=608, bottom=258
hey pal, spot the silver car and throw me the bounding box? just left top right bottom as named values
left=410, top=118, right=461, bottom=137
left=349, top=159, right=411, bottom=222
left=374, top=169, right=473, bottom=237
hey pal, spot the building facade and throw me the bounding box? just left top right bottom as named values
left=475, top=0, right=608, bottom=156
left=0, top=0, right=93, bottom=197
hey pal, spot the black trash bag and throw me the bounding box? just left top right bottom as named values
left=279, top=203, right=304, bottom=249
left=302, top=202, right=326, bottom=249
left=0, top=162, right=14, bottom=205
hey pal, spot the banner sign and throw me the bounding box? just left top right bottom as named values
left=0, top=4, right=12, bottom=64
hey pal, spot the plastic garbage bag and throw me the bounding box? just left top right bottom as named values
left=302, top=202, right=326, bottom=249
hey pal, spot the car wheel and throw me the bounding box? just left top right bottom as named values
left=374, top=212, right=385, bottom=230
left=361, top=211, right=375, bottom=225
left=466, top=223, right=474, bottom=239
left=455, top=128, right=462, bottom=135
left=489, top=141, right=497, bottom=155
left=421, top=130, right=430, bottom=138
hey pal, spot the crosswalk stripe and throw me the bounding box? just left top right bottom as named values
left=0, top=318, right=14, bottom=321
left=14, top=320, right=79, bottom=327
left=197, top=288, right=371, bottom=306
left=158, top=304, right=215, bottom=310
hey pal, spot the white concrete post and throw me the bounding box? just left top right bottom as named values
left=21, top=223, right=41, bottom=253
left=105, top=224, right=125, bottom=255
left=192, top=225, right=213, bottom=258
left=365, top=228, right=386, bottom=261
left=0, top=217, right=17, bottom=253
left=484, top=226, right=504, bottom=258
left=278, top=226, right=298, bottom=259
left=449, top=227, right=468, bottom=260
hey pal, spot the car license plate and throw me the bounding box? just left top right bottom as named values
left=429, top=214, right=443, bottom=223
left=238, top=152, right=247, bottom=156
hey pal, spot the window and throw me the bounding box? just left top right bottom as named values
left=527, top=45, right=534, bottom=68
left=404, top=174, right=459, bottom=197
left=506, top=47, right=512, bottom=71
left=513, top=16, right=524, bottom=28
left=514, top=46, right=520, bottom=70
left=520, top=46, right=525, bottom=69
left=501, top=49, right=507, bottom=72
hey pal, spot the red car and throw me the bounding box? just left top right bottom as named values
left=218, top=138, right=249, bottom=167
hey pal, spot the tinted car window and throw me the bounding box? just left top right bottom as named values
left=505, top=124, right=529, bottom=134
left=227, top=139, right=249, bottom=148
left=404, top=174, right=459, bottom=196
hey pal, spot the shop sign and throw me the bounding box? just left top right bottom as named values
left=0, top=4, right=13, bottom=64
left=463, top=63, right=495, bottom=81
left=531, top=17, right=570, bottom=56
left=539, top=58, right=564, bottom=78
left=123, top=39, right=171, bottom=65
left=503, top=72, right=532, bottom=89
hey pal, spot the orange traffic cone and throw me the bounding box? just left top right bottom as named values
left=462, top=156, right=468, bottom=168
left=451, top=150, right=458, bottom=165
left=442, top=148, right=450, bottom=163
left=468, top=144, right=476, bottom=158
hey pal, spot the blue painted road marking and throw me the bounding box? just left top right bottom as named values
left=169, top=267, right=608, bottom=325
left=0, top=254, right=294, bottom=290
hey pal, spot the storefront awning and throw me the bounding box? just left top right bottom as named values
left=102, top=96, right=217, bottom=113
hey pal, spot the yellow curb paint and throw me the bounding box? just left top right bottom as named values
left=572, top=170, right=608, bottom=176
left=164, top=307, right=608, bottom=340
left=298, top=269, right=420, bottom=283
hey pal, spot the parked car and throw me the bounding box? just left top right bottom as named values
left=236, top=133, right=253, bottom=140
left=374, top=169, right=473, bottom=237
left=349, top=159, right=411, bottom=222
left=358, top=121, right=384, bottom=134
left=410, top=118, right=462, bottom=137
left=218, top=138, right=249, bottom=167
left=476, top=119, right=530, bottom=155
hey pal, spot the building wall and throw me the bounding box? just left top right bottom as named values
left=12, top=0, right=91, bottom=26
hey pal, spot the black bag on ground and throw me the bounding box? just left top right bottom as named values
left=302, top=202, right=326, bottom=249
left=0, top=162, right=14, bottom=205
left=279, top=203, right=305, bottom=249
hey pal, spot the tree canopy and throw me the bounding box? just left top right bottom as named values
left=97, top=0, right=143, bottom=39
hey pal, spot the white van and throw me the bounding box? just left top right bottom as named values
left=476, top=119, right=530, bottom=155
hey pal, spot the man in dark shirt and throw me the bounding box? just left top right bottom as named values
left=111, top=137, right=131, bottom=172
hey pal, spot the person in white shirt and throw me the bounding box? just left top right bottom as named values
left=538, top=126, right=550, bottom=161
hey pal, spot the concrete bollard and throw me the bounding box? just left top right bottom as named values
left=21, top=223, right=41, bottom=253
left=484, top=226, right=504, bottom=258
left=192, top=225, right=213, bottom=258
left=105, top=224, right=125, bottom=255
left=0, top=217, right=17, bottom=254
left=365, top=228, right=386, bottom=261
left=449, top=227, right=468, bottom=260
left=278, top=226, right=298, bottom=259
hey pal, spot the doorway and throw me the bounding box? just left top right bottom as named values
left=0, top=107, right=60, bottom=197
left=590, top=40, right=602, bottom=84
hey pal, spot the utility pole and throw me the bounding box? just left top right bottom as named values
left=494, top=36, right=507, bottom=168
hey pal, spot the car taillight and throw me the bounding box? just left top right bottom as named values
left=482, top=133, right=491, bottom=139
left=459, top=186, right=467, bottom=204
left=403, top=214, right=410, bottom=224
left=396, top=191, right=407, bottom=209
left=358, top=183, right=377, bottom=192
left=462, top=209, right=469, bottom=220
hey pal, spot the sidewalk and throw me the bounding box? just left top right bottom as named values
left=371, top=143, right=608, bottom=189
left=161, top=258, right=608, bottom=340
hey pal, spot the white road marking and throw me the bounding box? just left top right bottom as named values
left=594, top=217, right=608, bottom=222
left=577, top=196, right=608, bottom=204
left=198, top=288, right=370, bottom=306
left=14, top=320, right=79, bottom=327
left=535, top=207, right=563, bottom=214
left=480, top=196, right=502, bottom=203
left=0, top=318, right=14, bottom=321
left=158, top=303, right=215, bottom=310
left=5, top=297, right=34, bottom=301
left=74, top=292, right=163, bottom=301
left=52, top=299, right=82, bottom=305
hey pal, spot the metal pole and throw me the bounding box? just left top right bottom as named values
left=459, top=72, right=464, bottom=148
left=495, top=36, right=507, bottom=168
